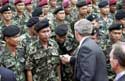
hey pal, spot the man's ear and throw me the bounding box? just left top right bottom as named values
left=4, top=37, right=8, bottom=42
left=114, top=59, right=119, bottom=67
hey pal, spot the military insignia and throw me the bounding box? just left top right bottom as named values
left=120, top=25, right=123, bottom=28
left=92, top=15, right=95, bottom=18
left=8, top=7, right=11, bottom=10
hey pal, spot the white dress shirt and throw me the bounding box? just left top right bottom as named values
left=114, top=71, right=125, bottom=81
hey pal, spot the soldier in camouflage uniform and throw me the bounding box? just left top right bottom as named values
left=100, top=23, right=123, bottom=81
left=109, top=0, right=117, bottom=20
left=13, top=0, right=29, bottom=35
left=50, top=6, right=73, bottom=37
left=0, top=25, right=26, bottom=81
left=62, top=0, right=76, bottom=32
left=26, top=19, right=60, bottom=81
left=0, top=4, right=17, bottom=39
left=38, top=0, right=54, bottom=22
left=25, top=0, right=33, bottom=18
left=75, top=1, right=88, bottom=20
left=52, top=24, right=78, bottom=81
left=20, top=17, right=39, bottom=47
left=98, top=0, right=113, bottom=37
left=70, top=1, right=89, bottom=32
left=48, top=0, right=57, bottom=13
left=115, top=9, right=125, bottom=41
left=62, top=0, right=72, bottom=23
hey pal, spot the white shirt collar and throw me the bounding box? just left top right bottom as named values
left=115, top=71, right=125, bottom=81
left=78, top=36, right=90, bottom=48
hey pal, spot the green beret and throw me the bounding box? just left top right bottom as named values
left=76, top=1, right=87, bottom=8
left=109, top=23, right=123, bottom=32
left=34, top=19, right=49, bottom=32
left=87, top=14, right=98, bottom=21
left=98, top=1, right=109, bottom=8
left=32, top=7, right=43, bottom=17
left=26, top=17, right=39, bottom=27
left=53, top=6, right=64, bottom=15
left=0, top=4, right=12, bottom=13
left=115, top=9, right=125, bottom=20
left=55, top=24, right=68, bottom=36
left=2, top=25, right=20, bottom=37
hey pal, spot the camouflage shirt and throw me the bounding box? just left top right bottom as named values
left=53, top=35, right=78, bottom=81
left=13, top=13, right=29, bottom=35
left=98, top=14, right=113, bottom=36
left=26, top=39, right=60, bottom=81
left=0, top=44, right=26, bottom=81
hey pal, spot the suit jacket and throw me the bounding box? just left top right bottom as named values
left=117, top=74, right=125, bottom=81
left=0, top=67, right=17, bottom=81
left=70, top=38, right=108, bottom=81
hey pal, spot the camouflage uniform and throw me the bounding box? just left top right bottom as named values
left=98, top=15, right=113, bottom=37
left=24, top=11, right=32, bottom=18
left=0, top=44, right=26, bottom=81
left=65, top=12, right=77, bottom=33
left=53, top=35, right=78, bottom=81
left=13, top=13, right=29, bottom=35
left=26, top=39, right=60, bottom=81
left=20, top=33, right=38, bottom=46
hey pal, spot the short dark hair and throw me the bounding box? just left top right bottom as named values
left=112, top=42, right=125, bottom=67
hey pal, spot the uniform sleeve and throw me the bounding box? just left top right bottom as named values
left=25, top=45, right=35, bottom=70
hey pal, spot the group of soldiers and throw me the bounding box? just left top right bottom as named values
left=0, top=0, right=125, bottom=81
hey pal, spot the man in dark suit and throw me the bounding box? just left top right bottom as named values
left=109, top=42, right=125, bottom=81
left=60, top=19, right=108, bottom=81
left=0, top=67, right=17, bottom=81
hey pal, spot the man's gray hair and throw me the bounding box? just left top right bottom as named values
left=112, top=42, right=125, bottom=67
left=74, top=19, right=93, bottom=36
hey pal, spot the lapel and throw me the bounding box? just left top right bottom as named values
left=74, top=38, right=90, bottom=76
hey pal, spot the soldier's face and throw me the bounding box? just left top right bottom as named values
left=2, top=11, right=13, bottom=20
left=16, top=2, right=25, bottom=12
left=109, top=30, right=122, bottom=43
left=56, top=11, right=65, bottom=21
left=100, top=6, right=109, bottom=15
left=26, top=4, right=33, bottom=11
left=56, top=35, right=66, bottom=44
left=110, top=5, right=117, bottom=13
left=5, top=34, right=20, bottom=47
left=49, top=0, right=57, bottom=7
left=64, top=4, right=72, bottom=14
left=91, top=20, right=100, bottom=29
left=109, top=49, right=118, bottom=72
left=87, top=4, right=93, bottom=13
left=42, top=5, right=49, bottom=15
left=38, top=27, right=51, bottom=42
left=79, top=6, right=88, bottom=16
left=70, top=0, right=77, bottom=5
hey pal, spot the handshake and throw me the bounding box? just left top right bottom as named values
left=60, top=54, right=71, bottom=64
